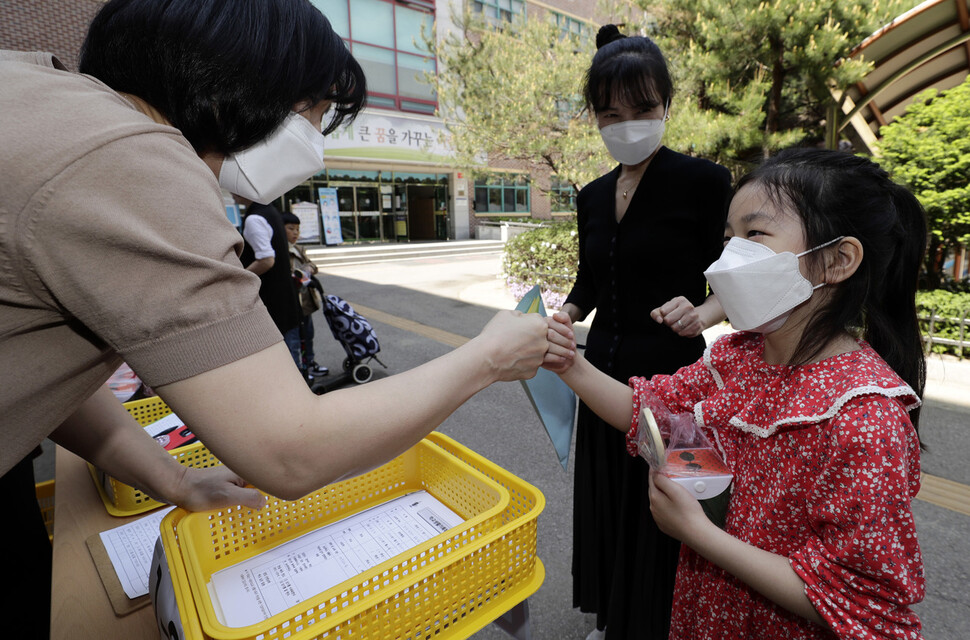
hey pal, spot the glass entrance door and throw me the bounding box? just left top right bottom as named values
left=355, top=186, right=380, bottom=242
left=335, top=185, right=384, bottom=243
left=336, top=186, right=357, bottom=242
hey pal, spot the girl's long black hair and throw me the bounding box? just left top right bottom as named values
left=738, top=148, right=928, bottom=429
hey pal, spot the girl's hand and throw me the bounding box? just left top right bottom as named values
left=651, top=296, right=703, bottom=338
left=542, top=311, right=576, bottom=374
left=648, top=470, right=712, bottom=545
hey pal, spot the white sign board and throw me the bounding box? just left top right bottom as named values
left=325, top=111, right=454, bottom=163
left=290, top=201, right=321, bottom=243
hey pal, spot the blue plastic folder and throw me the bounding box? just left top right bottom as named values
left=516, top=285, right=577, bottom=470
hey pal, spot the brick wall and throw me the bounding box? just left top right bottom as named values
left=0, top=0, right=103, bottom=71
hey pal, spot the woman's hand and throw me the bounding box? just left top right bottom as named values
left=167, top=466, right=267, bottom=512
left=542, top=311, right=576, bottom=374
left=475, top=310, right=551, bottom=382
left=652, top=295, right=726, bottom=338
left=651, top=296, right=704, bottom=337
left=648, top=470, right=712, bottom=544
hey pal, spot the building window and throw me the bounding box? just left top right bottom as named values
left=550, top=177, right=577, bottom=213
left=551, top=11, right=592, bottom=42
left=474, top=174, right=530, bottom=214
left=311, top=0, right=437, bottom=114
left=472, top=0, right=525, bottom=24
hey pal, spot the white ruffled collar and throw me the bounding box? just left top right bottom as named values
left=695, top=333, right=920, bottom=439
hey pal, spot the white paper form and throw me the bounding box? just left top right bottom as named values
left=100, top=506, right=175, bottom=599
left=207, top=491, right=464, bottom=628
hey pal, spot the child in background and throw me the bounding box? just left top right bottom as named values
left=545, top=148, right=926, bottom=639
left=282, top=212, right=328, bottom=379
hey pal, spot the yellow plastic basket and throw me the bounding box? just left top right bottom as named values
left=88, top=396, right=222, bottom=516
left=159, top=432, right=545, bottom=640
left=35, top=479, right=55, bottom=541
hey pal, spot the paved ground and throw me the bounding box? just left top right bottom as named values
left=35, top=249, right=970, bottom=639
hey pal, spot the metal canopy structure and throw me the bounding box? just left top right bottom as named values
left=834, top=0, right=970, bottom=152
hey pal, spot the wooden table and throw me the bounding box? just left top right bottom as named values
left=50, top=445, right=158, bottom=639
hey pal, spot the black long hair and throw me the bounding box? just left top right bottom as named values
left=583, top=24, right=673, bottom=114
left=79, top=0, right=366, bottom=154
left=738, top=148, right=928, bottom=428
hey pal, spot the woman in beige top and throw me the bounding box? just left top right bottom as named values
left=0, top=0, right=572, bottom=630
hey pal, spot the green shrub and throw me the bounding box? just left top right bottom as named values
left=915, top=290, right=970, bottom=357
left=503, top=221, right=579, bottom=309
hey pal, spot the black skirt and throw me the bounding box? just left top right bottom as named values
left=572, top=331, right=705, bottom=639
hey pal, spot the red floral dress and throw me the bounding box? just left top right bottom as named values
left=626, top=332, right=925, bottom=639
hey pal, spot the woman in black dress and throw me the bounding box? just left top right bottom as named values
left=560, top=25, right=733, bottom=639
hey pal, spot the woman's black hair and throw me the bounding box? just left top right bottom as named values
left=583, top=24, right=673, bottom=113
left=79, top=0, right=366, bottom=154
left=738, top=148, right=928, bottom=429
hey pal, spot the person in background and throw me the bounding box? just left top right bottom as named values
left=282, top=211, right=328, bottom=380
left=546, top=148, right=927, bottom=639
left=558, top=24, right=732, bottom=640
left=0, top=1, right=569, bottom=635
left=238, top=196, right=305, bottom=373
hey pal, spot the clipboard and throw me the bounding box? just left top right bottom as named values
left=85, top=533, right=151, bottom=616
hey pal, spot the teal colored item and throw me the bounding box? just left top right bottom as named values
left=516, top=285, right=577, bottom=470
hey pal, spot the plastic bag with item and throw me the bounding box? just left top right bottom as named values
left=636, top=388, right=733, bottom=527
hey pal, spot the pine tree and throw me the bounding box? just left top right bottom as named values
left=638, top=0, right=919, bottom=170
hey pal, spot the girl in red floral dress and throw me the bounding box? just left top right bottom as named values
left=545, top=148, right=927, bottom=639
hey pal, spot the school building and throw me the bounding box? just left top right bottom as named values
left=5, top=0, right=965, bottom=272
left=284, top=0, right=607, bottom=245
left=1, top=0, right=606, bottom=246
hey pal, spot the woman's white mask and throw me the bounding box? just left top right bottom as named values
left=599, top=101, right=669, bottom=165
left=704, top=236, right=844, bottom=333
left=219, top=112, right=326, bottom=204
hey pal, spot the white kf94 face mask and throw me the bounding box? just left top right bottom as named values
left=598, top=101, right=669, bottom=166
left=703, top=236, right=844, bottom=334
left=219, top=112, right=326, bottom=204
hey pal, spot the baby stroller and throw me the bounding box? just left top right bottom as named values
left=318, top=291, right=386, bottom=386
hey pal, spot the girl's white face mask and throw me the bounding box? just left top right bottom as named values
left=598, top=102, right=669, bottom=165
left=219, top=112, right=326, bottom=204
left=704, top=236, right=843, bottom=333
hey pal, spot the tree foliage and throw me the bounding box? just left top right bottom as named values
left=430, top=1, right=919, bottom=187
left=504, top=222, right=579, bottom=309
left=637, top=0, right=917, bottom=169
left=878, top=77, right=970, bottom=288
left=916, top=290, right=970, bottom=356
left=430, top=8, right=623, bottom=190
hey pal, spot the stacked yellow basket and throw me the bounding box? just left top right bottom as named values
left=89, top=396, right=222, bottom=516
left=157, top=431, right=545, bottom=640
